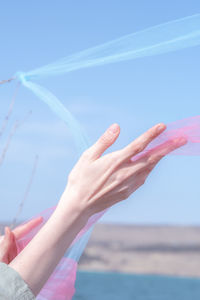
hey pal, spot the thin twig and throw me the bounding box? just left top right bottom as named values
left=0, top=83, right=20, bottom=138
left=11, top=155, right=39, bottom=229
left=0, top=111, right=32, bottom=167
left=0, top=120, right=20, bottom=167
left=0, top=78, right=14, bottom=85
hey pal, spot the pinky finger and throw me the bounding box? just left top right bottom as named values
left=147, top=136, right=187, bottom=166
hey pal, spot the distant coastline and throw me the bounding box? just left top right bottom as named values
left=2, top=222, right=200, bottom=277
left=79, top=224, right=200, bottom=277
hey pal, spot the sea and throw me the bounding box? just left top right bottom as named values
left=73, top=271, right=200, bottom=300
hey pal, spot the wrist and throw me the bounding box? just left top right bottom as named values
left=55, top=189, right=90, bottom=230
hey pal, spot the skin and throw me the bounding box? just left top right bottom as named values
left=8, top=123, right=186, bottom=296
left=0, top=217, right=43, bottom=264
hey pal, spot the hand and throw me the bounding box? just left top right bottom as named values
left=9, top=124, right=186, bottom=296
left=0, top=217, right=43, bottom=264
left=60, top=123, right=186, bottom=218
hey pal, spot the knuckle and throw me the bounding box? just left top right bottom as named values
left=114, top=174, right=122, bottom=186
left=141, top=177, right=146, bottom=185
left=147, top=155, right=157, bottom=165
left=116, top=172, right=127, bottom=185
left=121, top=188, right=130, bottom=200
left=119, top=174, right=126, bottom=184
left=112, top=150, right=120, bottom=159
left=147, top=152, right=165, bottom=166
left=112, top=151, right=123, bottom=165
left=81, top=149, right=91, bottom=160
left=133, top=144, right=144, bottom=154
left=145, top=165, right=154, bottom=173
left=144, top=164, right=151, bottom=175
left=136, top=173, right=146, bottom=186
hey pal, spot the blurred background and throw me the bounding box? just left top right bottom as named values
left=0, top=1, right=200, bottom=299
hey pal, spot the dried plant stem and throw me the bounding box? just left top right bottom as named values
left=11, top=155, right=39, bottom=229
left=0, top=111, right=32, bottom=167
left=0, top=120, right=20, bottom=167
left=0, top=78, right=14, bottom=85
left=0, top=83, right=20, bottom=138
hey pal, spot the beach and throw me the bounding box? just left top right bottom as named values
left=79, top=224, right=200, bottom=277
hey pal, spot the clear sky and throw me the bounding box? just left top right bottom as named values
left=0, top=1, right=200, bottom=224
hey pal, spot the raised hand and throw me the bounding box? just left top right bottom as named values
left=9, top=123, right=187, bottom=296
left=60, top=123, right=186, bottom=217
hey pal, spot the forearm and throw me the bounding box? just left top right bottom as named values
left=7, top=122, right=179, bottom=297
left=9, top=198, right=88, bottom=296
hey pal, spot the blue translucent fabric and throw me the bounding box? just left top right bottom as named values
left=6, top=13, right=200, bottom=299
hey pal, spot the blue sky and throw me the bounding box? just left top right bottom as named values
left=0, top=1, right=200, bottom=224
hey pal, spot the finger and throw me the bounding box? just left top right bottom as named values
left=7, top=231, right=17, bottom=263
left=4, top=227, right=12, bottom=244
left=87, top=123, right=120, bottom=160
left=1, top=227, right=13, bottom=263
left=135, top=137, right=188, bottom=186
left=120, top=123, right=166, bottom=162
left=125, top=136, right=187, bottom=180
left=146, top=136, right=187, bottom=165
left=13, top=216, right=43, bottom=240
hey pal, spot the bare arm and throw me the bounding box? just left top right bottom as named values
left=9, top=123, right=186, bottom=295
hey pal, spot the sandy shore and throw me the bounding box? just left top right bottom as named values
left=79, top=224, right=200, bottom=277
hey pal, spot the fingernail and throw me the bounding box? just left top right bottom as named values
left=157, top=123, right=166, bottom=132
left=109, top=123, right=119, bottom=133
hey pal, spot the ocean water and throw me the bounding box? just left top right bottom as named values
left=73, top=271, right=200, bottom=300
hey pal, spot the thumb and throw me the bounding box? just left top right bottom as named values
left=0, top=227, right=13, bottom=263
left=90, top=124, right=120, bottom=159
left=4, top=227, right=12, bottom=248
left=7, top=231, right=17, bottom=263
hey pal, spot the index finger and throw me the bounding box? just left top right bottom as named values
left=13, top=216, right=43, bottom=240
